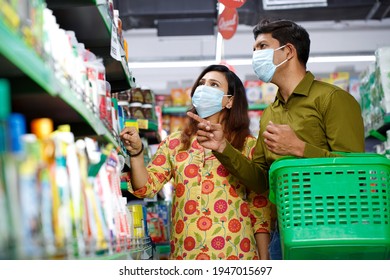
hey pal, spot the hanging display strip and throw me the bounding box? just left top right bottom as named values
left=263, top=0, right=327, bottom=10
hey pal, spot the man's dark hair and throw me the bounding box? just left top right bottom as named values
left=253, top=19, right=310, bottom=67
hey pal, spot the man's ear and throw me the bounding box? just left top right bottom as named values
left=286, top=43, right=296, bottom=60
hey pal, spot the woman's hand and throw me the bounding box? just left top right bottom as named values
left=119, top=126, right=143, bottom=156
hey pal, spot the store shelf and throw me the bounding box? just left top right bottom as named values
left=45, top=0, right=107, bottom=8
left=0, top=19, right=60, bottom=95
left=249, top=103, right=268, bottom=110
left=364, top=114, right=390, bottom=152
left=0, top=17, right=122, bottom=152
left=84, top=252, right=129, bottom=260
left=367, top=114, right=390, bottom=140
left=82, top=245, right=153, bottom=260
left=162, top=106, right=189, bottom=114
left=46, top=0, right=135, bottom=91
left=161, top=103, right=268, bottom=115
left=58, top=86, right=120, bottom=147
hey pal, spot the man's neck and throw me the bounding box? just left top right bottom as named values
left=277, top=67, right=306, bottom=102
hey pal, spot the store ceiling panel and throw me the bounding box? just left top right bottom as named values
left=115, top=0, right=390, bottom=34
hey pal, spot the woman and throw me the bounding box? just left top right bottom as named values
left=120, top=65, right=271, bottom=260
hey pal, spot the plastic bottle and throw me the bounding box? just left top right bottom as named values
left=105, top=81, right=113, bottom=130
left=18, top=133, right=44, bottom=259
left=3, top=114, right=26, bottom=259
left=52, top=125, right=74, bottom=258
left=96, top=60, right=107, bottom=120
left=31, top=118, right=57, bottom=257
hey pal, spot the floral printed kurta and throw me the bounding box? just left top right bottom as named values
left=127, top=131, right=271, bottom=260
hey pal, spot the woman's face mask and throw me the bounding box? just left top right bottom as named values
left=252, top=45, right=288, bottom=83
left=192, top=85, right=231, bottom=118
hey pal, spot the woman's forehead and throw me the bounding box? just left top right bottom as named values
left=201, top=71, right=227, bottom=83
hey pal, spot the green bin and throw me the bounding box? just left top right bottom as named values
left=269, top=153, right=390, bottom=260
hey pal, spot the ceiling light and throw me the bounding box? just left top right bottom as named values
left=128, top=55, right=375, bottom=69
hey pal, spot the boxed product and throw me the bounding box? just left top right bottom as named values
left=330, top=72, right=350, bottom=91
left=170, top=116, right=186, bottom=133
left=244, top=80, right=263, bottom=104
left=170, top=88, right=186, bottom=107
left=248, top=110, right=262, bottom=137
left=262, top=83, right=278, bottom=104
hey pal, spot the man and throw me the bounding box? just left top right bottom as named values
left=187, top=19, right=365, bottom=259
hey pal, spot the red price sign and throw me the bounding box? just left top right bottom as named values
left=218, top=0, right=246, bottom=9
left=218, top=7, right=238, bottom=40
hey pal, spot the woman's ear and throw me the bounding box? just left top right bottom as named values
left=226, top=96, right=234, bottom=109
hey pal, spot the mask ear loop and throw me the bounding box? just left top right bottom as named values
left=275, top=44, right=292, bottom=67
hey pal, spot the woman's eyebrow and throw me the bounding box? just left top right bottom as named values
left=207, top=79, right=221, bottom=85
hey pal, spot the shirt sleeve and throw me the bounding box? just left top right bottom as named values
left=127, top=138, right=173, bottom=198
left=303, top=88, right=365, bottom=158
left=237, top=136, right=272, bottom=234
left=213, top=137, right=269, bottom=194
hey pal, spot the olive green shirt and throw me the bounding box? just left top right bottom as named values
left=214, top=71, right=365, bottom=193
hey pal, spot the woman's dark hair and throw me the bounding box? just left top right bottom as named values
left=253, top=19, right=310, bottom=67
left=181, top=64, right=250, bottom=151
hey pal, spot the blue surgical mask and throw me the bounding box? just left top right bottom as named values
left=192, top=85, right=231, bottom=118
left=252, top=45, right=288, bottom=83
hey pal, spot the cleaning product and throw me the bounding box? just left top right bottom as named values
left=52, top=125, right=73, bottom=258
left=31, top=118, right=56, bottom=258
left=18, top=133, right=44, bottom=259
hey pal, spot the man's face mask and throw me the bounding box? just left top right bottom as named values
left=192, top=85, right=231, bottom=118
left=252, top=45, right=288, bottom=83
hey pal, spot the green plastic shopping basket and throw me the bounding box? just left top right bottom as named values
left=269, top=153, right=390, bottom=260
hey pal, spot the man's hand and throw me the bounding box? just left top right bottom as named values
left=263, top=121, right=305, bottom=157
left=119, top=127, right=143, bottom=155
left=187, top=112, right=227, bottom=153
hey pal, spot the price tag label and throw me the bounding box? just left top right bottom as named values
left=125, top=120, right=139, bottom=131
left=110, top=23, right=121, bottom=61
left=137, top=119, right=149, bottom=130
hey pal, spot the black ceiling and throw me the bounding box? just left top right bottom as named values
left=115, top=0, right=390, bottom=35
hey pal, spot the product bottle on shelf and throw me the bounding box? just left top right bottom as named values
left=18, top=132, right=45, bottom=259
left=1, top=111, right=26, bottom=259
left=30, top=118, right=57, bottom=258
left=52, top=125, right=75, bottom=258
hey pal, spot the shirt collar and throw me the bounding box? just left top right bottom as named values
left=272, top=71, right=315, bottom=108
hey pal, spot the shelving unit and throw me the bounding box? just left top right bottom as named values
left=46, top=0, right=135, bottom=92
left=0, top=17, right=122, bottom=151
left=1, top=3, right=155, bottom=261
left=161, top=103, right=268, bottom=114
left=365, top=114, right=390, bottom=152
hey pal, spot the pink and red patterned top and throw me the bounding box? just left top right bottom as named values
left=127, top=131, right=271, bottom=260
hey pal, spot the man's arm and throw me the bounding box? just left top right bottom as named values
left=213, top=141, right=269, bottom=193
left=187, top=111, right=269, bottom=193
